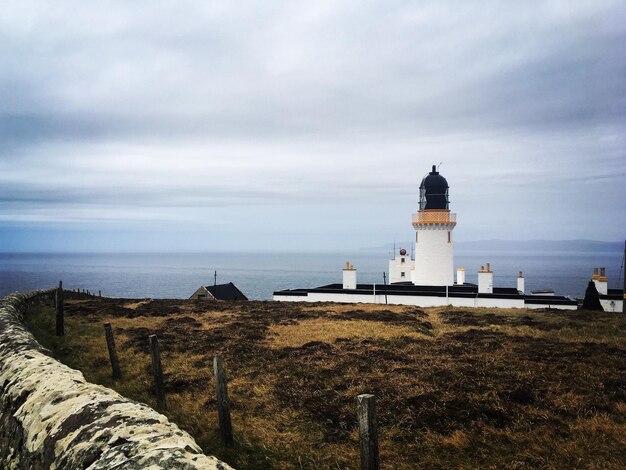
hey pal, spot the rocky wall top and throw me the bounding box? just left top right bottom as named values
left=0, top=290, right=234, bottom=470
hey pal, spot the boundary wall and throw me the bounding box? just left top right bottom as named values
left=0, top=289, right=233, bottom=469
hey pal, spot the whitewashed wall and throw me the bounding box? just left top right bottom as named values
left=273, top=292, right=575, bottom=309
left=600, top=298, right=622, bottom=313
left=389, top=255, right=414, bottom=283
left=342, top=269, right=357, bottom=289
left=478, top=271, right=494, bottom=294
left=412, top=227, right=454, bottom=286
left=475, top=297, right=522, bottom=308
left=593, top=279, right=608, bottom=295
left=189, top=286, right=213, bottom=300
left=525, top=303, right=577, bottom=311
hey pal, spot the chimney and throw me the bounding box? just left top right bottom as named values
left=456, top=268, right=465, bottom=285
left=343, top=261, right=357, bottom=290
left=592, top=267, right=599, bottom=280
left=517, top=271, right=525, bottom=294
left=594, top=267, right=608, bottom=295
left=478, top=262, right=493, bottom=294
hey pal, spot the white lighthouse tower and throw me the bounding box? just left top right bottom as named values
left=411, top=165, right=456, bottom=286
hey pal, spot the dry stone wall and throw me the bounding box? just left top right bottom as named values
left=0, top=290, right=234, bottom=470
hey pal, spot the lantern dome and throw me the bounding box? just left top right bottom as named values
left=419, top=165, right=449, bottom=210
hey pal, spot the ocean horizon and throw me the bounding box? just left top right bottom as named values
left=1, top=246, right=622, bottom=301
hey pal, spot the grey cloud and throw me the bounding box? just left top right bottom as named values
left=1, top=1, right=625, bottom=247
left=2, top=1, right=624, bottom=145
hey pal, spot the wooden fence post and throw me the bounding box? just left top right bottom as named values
left=55, top=280, right=64, bottom=336
left=149, top=335, right=167, bottom=410
left=213, top=355, right=233, bottom=447
left=104, top=323, right=121, bottom=379
left=357, top=394, right=379, bottom=470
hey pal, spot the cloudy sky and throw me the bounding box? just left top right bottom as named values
left=1, top=0, right=625, bottom=252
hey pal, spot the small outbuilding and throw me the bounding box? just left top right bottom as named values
left=190, top=282, right=248, bottom=301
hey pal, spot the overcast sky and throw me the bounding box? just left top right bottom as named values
left=1, top=0, right=625, bottom=252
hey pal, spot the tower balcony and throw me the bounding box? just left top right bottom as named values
left=412, top=210, right=456, bottom=227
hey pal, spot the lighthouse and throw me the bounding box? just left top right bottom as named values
left=275, top=163, right=578, bottom=309
left=411, top=165, right=456, bottom=286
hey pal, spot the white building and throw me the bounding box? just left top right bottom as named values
left=591, top=267, right=623, bottom=313
left=411, top=165, right=456, bottom=286
left=190, top=282, right=248, bottom=301
left=274, top=261, right=577, bottom=310
left=274, top=164, right=578, bottom=310
left=388, top=248, right=411, bottom=283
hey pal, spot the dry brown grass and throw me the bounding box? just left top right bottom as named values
left=267, top=318, right=426, bottom=348
left=123, top=299, right=151, bottom=310
left=25, top=298, right=626, bottom=470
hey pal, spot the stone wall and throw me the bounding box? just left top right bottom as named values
left=0, top=290, right=234, bottom=469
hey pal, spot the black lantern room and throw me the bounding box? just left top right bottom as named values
left=419, top=165, right=449, bottom=210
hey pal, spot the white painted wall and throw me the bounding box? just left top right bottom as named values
left=272, top=295, right=307, bottom=302
left=525, top=302, right=577, bottom=311
left=593, top=279, right=608, bottom=295
left=475, top=297, right=522, bottom=308
left=389, top=255, right=414, bottom=283
left=478, top=271, right=493, bottom=294
left=273, top=292, right=575, bottom=310
left=517, top=275, right=525, bottom=294
left=412, top=226, right=454, bottom=286
left=456, top=268, right=465, bottom=285
left=343, top=268, right=357, bottom=289
left=600, top=298, right=623, bottom=313
left=189, top=286, right=214, bottom=300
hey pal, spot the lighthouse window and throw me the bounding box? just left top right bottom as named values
left=401, top=257, right=405, bottom=264
left=401, top=272, right=405, bottom=278
left=448, top=231, right=451, bottom=243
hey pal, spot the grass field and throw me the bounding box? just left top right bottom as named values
left=26, top=298, right=626, bottom=469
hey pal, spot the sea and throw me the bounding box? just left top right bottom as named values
left=0, top=249, right=623, bottom=301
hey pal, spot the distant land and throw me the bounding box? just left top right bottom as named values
left=363, top=239, right=624, bottom=253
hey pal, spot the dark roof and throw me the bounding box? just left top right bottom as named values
left=600, top=288, right=624, bottom=301
left=419, top=165, right=450, bottom=210
left=275, top=283, right=523, bottom=300
left=523, top=295, right=577, bottom=306
left=273, top=282, right=576, bottom=306
left=205, top=282, right=248, bottom=301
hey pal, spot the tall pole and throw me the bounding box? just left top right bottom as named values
left=149, top=335, right=167, bottom=410
left=213, top=356, right=233, bottom=447
left=214, top=270, right=217, bottom=301
left=357, top=394, right=380, bottom=470
left=623, top=240, right=625, bottom=314
left=104, top=323, right=122, bottom=379
left=382, top=272, right=388, bottom=305
left=55, top=280, right=64, bottom=336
